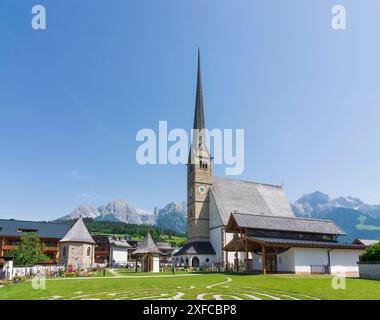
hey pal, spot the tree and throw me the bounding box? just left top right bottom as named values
left=8, top=232, right=49, bottom=266
left=360, top=243, right=380, bottom=262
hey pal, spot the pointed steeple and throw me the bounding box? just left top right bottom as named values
left=193, top=48, right=205, bottom=131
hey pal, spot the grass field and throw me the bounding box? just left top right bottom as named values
left=0, top=271, right=379, bottom=300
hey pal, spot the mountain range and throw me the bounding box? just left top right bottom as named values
left=58, top=200, right=187, bottom=234
left=58, top=192, right=380, bottom=241
left=291, top=191, right=380, bottom=219
left=291, top=191, right=380, bottom=241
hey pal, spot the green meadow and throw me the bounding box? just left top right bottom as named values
left=0, top=271, right=379, bottom=300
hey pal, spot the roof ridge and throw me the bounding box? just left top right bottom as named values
left=213, top=176, right=283, bottom=188
left=0, top=218, right=67, bottom=226
left=232, top=212, right=336, bottom=223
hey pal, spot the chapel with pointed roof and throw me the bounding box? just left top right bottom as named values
left=59, top=217, right=96, bottom=270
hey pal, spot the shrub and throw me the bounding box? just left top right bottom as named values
left=360, top=243, right=380, bottom=262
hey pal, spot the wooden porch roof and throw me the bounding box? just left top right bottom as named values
left=224, top=236, right=366, bottom=252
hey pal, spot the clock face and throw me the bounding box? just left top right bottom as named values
left=198, top=185, right=207, bottom=195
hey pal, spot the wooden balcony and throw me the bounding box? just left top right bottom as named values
left=0, top=245, right=59, bottom=252
left=0, top=245, right=16, bottom=250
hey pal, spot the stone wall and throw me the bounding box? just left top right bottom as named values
left=358, top=262, right=380, bottom=280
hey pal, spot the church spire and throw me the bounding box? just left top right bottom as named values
left=193, top=48, right=205, bottom=131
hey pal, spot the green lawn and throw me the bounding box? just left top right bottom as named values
left=0, top=272, right=379, bottom=300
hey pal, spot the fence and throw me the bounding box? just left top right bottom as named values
left=310, top=265, right=328, bottom=274
left=12, top=265, right=65, bottom=277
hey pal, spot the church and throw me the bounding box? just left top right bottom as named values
left=174, top=52, right=365, bottom=276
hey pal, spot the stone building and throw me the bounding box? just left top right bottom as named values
left=59, top=217, right=95, bottom=270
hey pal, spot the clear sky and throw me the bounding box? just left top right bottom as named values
left=1, top=0, right=380, bottom=220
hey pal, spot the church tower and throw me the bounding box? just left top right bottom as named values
left=187, top=50, right=213, bottom=243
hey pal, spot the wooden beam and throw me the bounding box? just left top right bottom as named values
left=245, top=240, right=249, bottom=272
left=262, top=244, right=266, bottom=275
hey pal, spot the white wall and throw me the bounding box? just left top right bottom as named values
left=209, top=192, right=223, bottom=229
left=209, top=227, right=222, bottom=263
left=294, top=248, right=329, bottom=274
left=152, top=257, right=160, bottom=272
left=277, top=248, right=295, bottom=273
left=251, top=253, right=262, bottom=271
left=293, top=247, right=363, bottom=275
left=111, top=247, right=129, bottom=264
left=358, top=263, right=380, bottom=280
left=330, top=249, right=363, bottom=275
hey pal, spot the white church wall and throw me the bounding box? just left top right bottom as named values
left=277, top=248, right=296, bottom=273
left=293, top=248, right=329, bottom=274
left=330, top=249, right=363, bottom=276
left=209, top=192, right=223, bottom=229
left=209, top=227, right=222, bottom=263
left=251, top=253, right=262, bottom=271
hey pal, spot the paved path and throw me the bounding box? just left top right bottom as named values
left=35, top=273, right=203, bottom=281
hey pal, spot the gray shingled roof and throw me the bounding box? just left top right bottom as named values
left=110, top=239, right=132, bottom=248
left=354, top=239, right=380, bottom=246
left=0, top=219, right=69, bottom=238
left=247, top=237, right=364, bottom=249
left=174, top=241, right=216, bottom=256
left=132, top=232, right=162, bottom=255
left=211, top=176, right=294, bottom=225
left=59, top=217, right=95, bottom=244
left=229, top=212, right=346, bottom=235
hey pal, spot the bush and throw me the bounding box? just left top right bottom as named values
left=12, top=275, right=27, bottom=283
left=360, top=243, right=380, bottom=262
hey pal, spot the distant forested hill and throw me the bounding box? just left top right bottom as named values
left=57, top=218, right=186, bottom=246
left=323, top=208, right=380, bottom=242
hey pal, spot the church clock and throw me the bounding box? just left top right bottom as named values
left=198, top=185, right=207, bottom=195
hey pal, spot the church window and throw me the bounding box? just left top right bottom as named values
left=205, top=258, right=209, bottom=263
left=62, top=247, right=66, bottom=257
left=199, top=159, right=208, bottom=170
left=87, top=247, right=91, bottom=256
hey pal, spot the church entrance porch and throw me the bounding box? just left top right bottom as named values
left=224, top=235, right=365, bottom=275
left=225, top=238, right=284, bottom=274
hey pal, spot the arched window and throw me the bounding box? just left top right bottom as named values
left=192, top=256, right=200, bottom=267
left=87, top=247, right=91, bottom=256
left=62, top=246, right=66, bottom=257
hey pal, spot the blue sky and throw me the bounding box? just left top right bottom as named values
left=1, top=0, right=380, bottom=220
